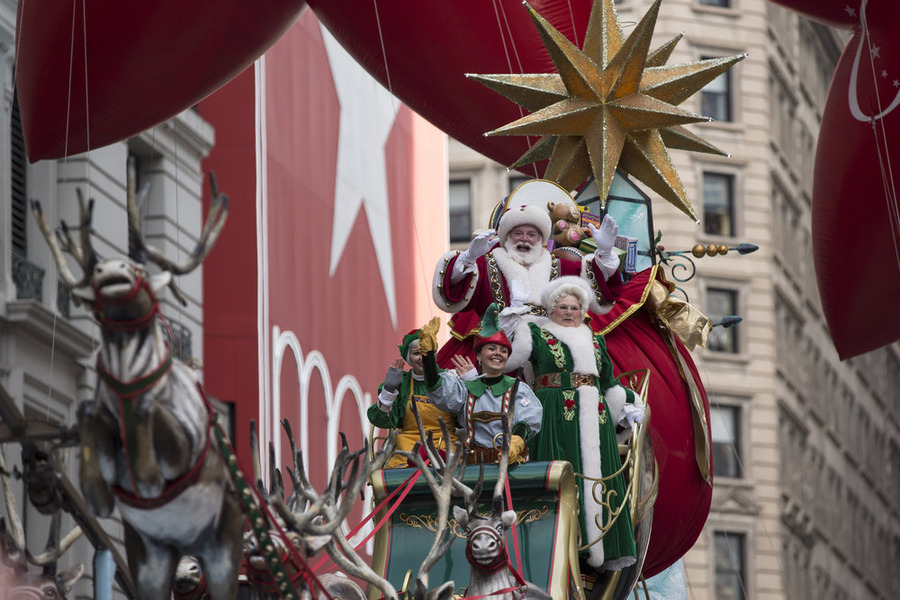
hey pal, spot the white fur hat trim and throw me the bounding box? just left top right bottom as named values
left=497, top=204, right=552, bottom=243
left=541, top=276, right=593, bottom=314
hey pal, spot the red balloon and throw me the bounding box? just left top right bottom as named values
left=594, top=270, right=712, bottom=577
left=15, top=0, right=306, bottom=161
left=765, top=0, right=857, bottom=28
left=791, top=0, right=900, bottom=358
left=307, top=0, right=594, bottom=174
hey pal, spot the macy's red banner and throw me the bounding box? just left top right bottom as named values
left=198, top=12, right=446, bottom=504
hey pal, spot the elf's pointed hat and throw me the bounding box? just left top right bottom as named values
left=398, top=329, right=420, bottom=361
left=474, top=303, right=512, bottom=352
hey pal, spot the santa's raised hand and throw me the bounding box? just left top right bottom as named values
left=588, top=214, right=619, bottom=280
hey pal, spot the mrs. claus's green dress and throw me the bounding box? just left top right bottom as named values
left=520, top=319, right=637, bottom=571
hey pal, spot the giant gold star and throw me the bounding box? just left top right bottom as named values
left=468, top=0, right=745, bottom=220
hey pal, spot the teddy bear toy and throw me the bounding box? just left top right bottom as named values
left=547, top=200, right=590, bottom=257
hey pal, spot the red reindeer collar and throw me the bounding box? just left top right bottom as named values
left=92, top=274, right=160, bottom=332
left=465, top=525, right=510, bottom=575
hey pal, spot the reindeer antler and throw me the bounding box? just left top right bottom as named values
left=126, top=158, right=229, bottom=278
left=398, top=404, right=468, bottom=599
left=0, top=447, right=82, bottom=577
left=0, top=447, right=25, bottom=549
left=30, top=192, right=99, bottom=292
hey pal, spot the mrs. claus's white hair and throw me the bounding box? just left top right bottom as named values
left=541, top=276, right=593, bottom=316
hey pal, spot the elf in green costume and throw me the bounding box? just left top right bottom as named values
left=367, top=327, right=459, bottom=469
left=421, top=306, right=542, bottom=465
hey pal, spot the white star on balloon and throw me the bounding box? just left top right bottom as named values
left=322, top=26, right=400, bottom=327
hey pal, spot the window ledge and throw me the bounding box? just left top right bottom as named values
left=697, top=120, right=744, bottom=133
left=700, top=349, right=751, bottom=364
left=692, top=4, right=740, bottom=18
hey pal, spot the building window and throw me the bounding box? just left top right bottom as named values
left=711, top=404, right=741, bottom=478
left=11, top=89, right=28, bottom=257
left=701, top=57, right=733, bottom=121
left=449, top=179, right=472, bottom=243
left=706, top=287, right=739, bottom=353
left=700, top=0, right=730, bottom=6
left=703, top=172, right=735, bottom=236
left=714, top=532, right=746, bottom=600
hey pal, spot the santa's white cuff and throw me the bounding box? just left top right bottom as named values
left=593, top=251, right=620, bottom=280
left=450, top=252, right=476, bottom=283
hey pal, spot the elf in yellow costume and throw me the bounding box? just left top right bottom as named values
left=367, top=327, right=459, bottom=468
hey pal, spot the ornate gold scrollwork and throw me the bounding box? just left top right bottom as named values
left=400, top=507, right=550, bottom=538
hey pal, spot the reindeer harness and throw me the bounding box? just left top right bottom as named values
left=464, top=524, right=510, bottom=575
left=92, top=272, right=214, bottom=509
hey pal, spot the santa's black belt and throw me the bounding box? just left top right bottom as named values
left=535, top=372, right=597, bottom=389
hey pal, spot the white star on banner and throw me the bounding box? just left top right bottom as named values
left=321, top=25, right=400, bottom=327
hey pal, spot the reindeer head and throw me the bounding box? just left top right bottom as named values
left=453, top=499, right=516, bottom=573
left=173, top=555, right=205, bottom=600
left=30, top=158, right=228, bottom=316
left=0, top=519, right=84, bottom=600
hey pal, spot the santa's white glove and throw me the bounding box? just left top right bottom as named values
left=507, top=278, right=528, bottom=309
left=452, top=230, right=498, bottom=280
left=588, top=215, right=620, bottom=280
left=589, top=215, right=618, bottom=255
left=622, top=404, right=645, bottom=430
left=498, top=279, right=531, bottom=337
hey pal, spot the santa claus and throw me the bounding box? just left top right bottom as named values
left=432, top=179, right=622, bottom=366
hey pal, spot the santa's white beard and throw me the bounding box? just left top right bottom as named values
left=503, top=238, right=545, bottom=266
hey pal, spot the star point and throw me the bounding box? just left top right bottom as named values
left=470, top=0, right=744, bottom=220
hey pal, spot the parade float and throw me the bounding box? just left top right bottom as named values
left=10, top=0, right=894, bottom=598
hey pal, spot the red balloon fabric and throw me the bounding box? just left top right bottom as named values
left=307, top=0, right=594, bottom=175
left=783, top=0, right=900, bottom=358
left=15, top=0, right=306, bottom=161
left=765, top=0, right=856, bottom=28
left=593, top=269, right=713, bottom=576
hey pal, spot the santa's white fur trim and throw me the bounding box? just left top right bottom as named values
left=497, top=204, right=552, bottom=243
left=492, top=248, right=553, bottom=305
left=507, top=317, right=539, bottom=372
left=433, top=250, right=481, bottom=313
left=578, top=258, right=615, bottom=315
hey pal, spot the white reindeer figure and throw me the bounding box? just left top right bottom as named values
left=30, top=160, right=243, bottom=600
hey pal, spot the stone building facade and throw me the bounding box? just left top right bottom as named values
left=448, top=1, right=900, bottom=599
